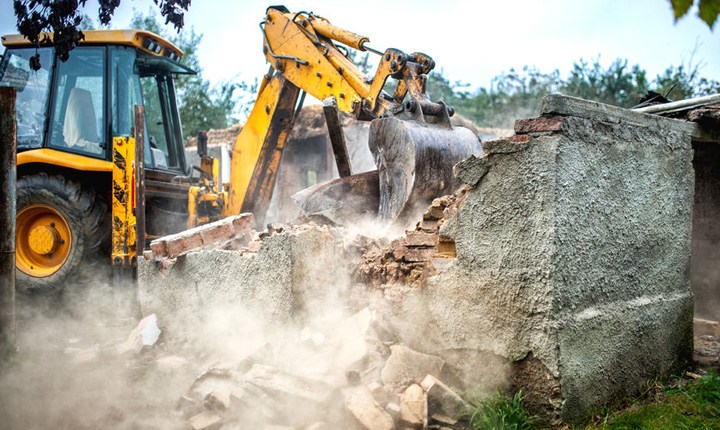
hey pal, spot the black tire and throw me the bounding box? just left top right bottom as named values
left=15, top=173, right=109, bottom=294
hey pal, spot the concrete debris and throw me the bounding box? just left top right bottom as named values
left=244, top=364, right=335, bottom=405
left=342, top=385, right=395, bottom=430
left=240, top=364, right=338, bottom=427
left=381, top=345, right=445, bottom=389
left=115, top=314, right=161, bottom=354
left=204, top=391, right=230, bottom=411
left=189, top=411, right=223, bottom=430
left=190, top=367, right=239, bottom=400
left=429, top=413, right=458, bottom=426
left=353, top=190, right=466, bottom=287
left=420, top=375, right=472, bottom=418
left=366, top=381, right=392, bottom=406
left=399, top=383, right=427, bottom=429
left=147, top=213, right=255, bottom=260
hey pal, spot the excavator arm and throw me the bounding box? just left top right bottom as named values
left=210, top=5, right=481, bottom=226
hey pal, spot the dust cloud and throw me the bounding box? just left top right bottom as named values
left=0, top=219, right=500, bottom=429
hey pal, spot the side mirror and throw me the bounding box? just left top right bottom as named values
left=197, top=131, right=208, bottom=158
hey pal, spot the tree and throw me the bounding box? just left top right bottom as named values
left=130, top=10, right=250, bottom=139
left=669, top=0, right=720, bottom=29
left=425, top=58, right=720, bottom=129
left=563, top=59, right=650, bottom=108
left=13, top=0, right=190, bottom=69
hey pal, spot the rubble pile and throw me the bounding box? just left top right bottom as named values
left=163, top=307, right=477, bottom=430
left=144, top=214, right=257, bottom=261
left=353, top=189, right=467, bottom=288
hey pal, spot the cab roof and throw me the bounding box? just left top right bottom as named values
left=1, top=29, right=183, bottom=61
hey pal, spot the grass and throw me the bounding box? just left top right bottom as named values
left=470, top=390, right=535, bottom=430
left=466, top=371, right=720, bottom=430
left=588, top=370, right=720, bottom=430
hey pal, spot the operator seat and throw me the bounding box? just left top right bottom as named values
left=63, top=87, right=102, bottom=154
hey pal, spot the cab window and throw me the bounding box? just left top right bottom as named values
left=48, top=46, right=106, bottom=158
left=111, top=46, right=153, bottom=168
left=0, top=47, right=53, bottom=149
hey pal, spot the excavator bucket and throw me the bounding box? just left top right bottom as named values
left=370, top=117, right=482, bottom=221
left=294, top=116, right=482, bottom=225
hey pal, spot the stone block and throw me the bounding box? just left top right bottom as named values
left=189, top=411, right=222, bottom=430
left=341, top=386, right=395, bottom=430
left=399, top=384, right=426, bottom=428
left=380, top=345, right=444, bottom=388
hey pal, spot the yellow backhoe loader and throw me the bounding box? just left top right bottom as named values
left=0, top=5, right=481, bottom=294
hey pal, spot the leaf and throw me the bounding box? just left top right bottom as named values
left=698, top=0, right=720, bottom=28
left=670, top=0, right=694, bottom=20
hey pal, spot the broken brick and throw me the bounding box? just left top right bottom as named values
left=510, top=134, right=531, bottom=143
left=198, top=221, right=234, bottom=246
left=416, top=219, right=440, bottom=232
left=161, top=231, right=203, bottom=259
left=514, top=116, right=565, bottom=134
left=149, top=240, right=166, bottom=258
left=403, top=232, right=439, bottom=248
left=149, top=214, right=255, bottom=259
left=402, top=248, right=436, bottom=263
left=232, top=213, right=255, bottom=233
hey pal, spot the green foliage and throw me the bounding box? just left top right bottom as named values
left=13, top=0, right=190, bottom=69
left=589, top=371, right=720, bottom=429
left=130, top=10, right=244, bottom=139
left=670, top=0, right=720, bottom=29
left=426, top=58, right=720, bottom=129
left=470, top=390, right=534, bottom=430
left=564, top=59, right=650, bottom=108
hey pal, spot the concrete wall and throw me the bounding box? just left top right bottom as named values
left=138, top=226, right=347, bottom=333
left=382, top=96, right=695, bottom=422
left=691, top=141, right=720, bottom=321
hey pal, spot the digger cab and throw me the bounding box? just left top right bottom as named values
left=0, top=30, right=193, bottom=175
left=0, top=30, right=195, bottom=293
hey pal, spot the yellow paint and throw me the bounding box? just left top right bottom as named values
left=111, top=136, right=137, bottom=266
left=2, top=29, right=183, bottom=59
left=225, top=75, right=284, bottom=215
left=17, top=148, right=113, bottom=172
left=187, top=185, right=199, bottom=229
left=16, top=204, right=71, bottom=277
left=28, top=225, right=59, bottom=255
left=304, top=14, right=370, bottom=51
left=263, top=9, right=362, bottom=113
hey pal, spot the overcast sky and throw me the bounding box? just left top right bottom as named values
left=1, top=0, right=718, bottom=94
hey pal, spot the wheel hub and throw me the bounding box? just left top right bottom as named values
left=28, top=225, right=61, bottom=256
left=16, top=204, right=72, bottom=277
